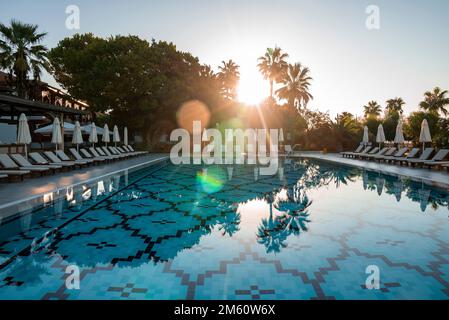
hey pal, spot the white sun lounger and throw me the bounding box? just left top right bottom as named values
left=69, top=148, right=105, bottom=164
left=55, top=150, right=92, bottom=165
left=0, top=154, right=50, bottom=176
left=44, top=151, right=84, bottom=168
left=406, top=148, right=434, bottom=167
left=95, top=147, right=121, bottom=160
left=90, top=147, right=119, bottom=160
left=80, top=149, right=110, bottom=162
left=10, top=154, right=61, bottom=172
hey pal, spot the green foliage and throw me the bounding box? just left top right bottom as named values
left=257, top=47, right=289, bottom=98
left=275, top=63, right=313, bottom=112
left=382, top=112, right=399, bottom=141
left=49, top=34, right=226, bottom=145
left=217, top=60, right=240, bottom=101
left=419, top=87, right=449, bottom=116
left=363, top=100, right=382, bottom=118
left=385, top=97, right=404, bottom=116
left=404, top=111, right=448, bottom=147
left=0, top=19, right=50, bottom=97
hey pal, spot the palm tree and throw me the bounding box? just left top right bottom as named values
left=385, top=97, right=405, bottom=115
left=419, top=87, right=449, bottom=116
left=217, top=59, right=240, bottom=100
left=0, top=20, right=49, bottom=97
left=275, top=63, right=313, bottom=112
left=200, top=64, right=216, bottom=79
left=257, top=47, right=289, bottom=99
left=363, top=100, right=382, bottom=118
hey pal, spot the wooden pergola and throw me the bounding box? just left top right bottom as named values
left=0, top=93, right=93, bottom=151
left=0, top=93, right=91, bottom=124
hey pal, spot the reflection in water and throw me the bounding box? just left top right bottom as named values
left=256, top=183, right=312, bottom=254
left=227, top=166, right=233, bottom=181
left=375, top=175, right=385, bottom=196
left=392, top=179, right=403, bottom=202
left=218, top=211, right=241, bottom=237
left=0, top=160, right=448, bottom=295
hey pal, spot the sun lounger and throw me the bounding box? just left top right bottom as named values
left=357, top=147, right=380, bottom=159
left=346, top=146, right=372, bottom=158
left=95, top=147, right=120, bottom=160
left=0, top=170, right=29, bottom=181
left=55, top=150, right=91, bottom=165
left=90, top=147, right=119, bottom=160
left=10, top=154, right=61, bottom=173
left=126, top=145, right=147, bottom=155
left=116, top=146, right=138, bottom=156
left=80, top=149, right=110, bottom=162
left=102, top=147, right=126, bottom=159
left=421, top=149, right=449, bottom=169
left=372, top=147, right=397, bottom=160
left=393, top=148, right=420, bottom=165
left=0, top=154, right=50, bottom=176
left=31, top=152, right=74, bottom=169
left=70, top=148, right=105, bottom=164
left=362, top=147, right=388, bottom=160
left=44, top=151, right=84, bottom=168
left=380, top=147, right=409, bottom=162
left=341, top=145, right=363, bottom=158
left=405, top=148, right=434, bottom=167
left=108, top=146, right=129, bottom=158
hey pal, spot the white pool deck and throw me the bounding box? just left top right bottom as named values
left=0, top=154, right=169, bottom=214
left=292, top=152, right=449, bottom=189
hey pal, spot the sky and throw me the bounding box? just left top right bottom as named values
left=1, top=0, right=449, bottom=117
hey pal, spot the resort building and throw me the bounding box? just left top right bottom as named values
left=0, top=71, right=93, bottom=150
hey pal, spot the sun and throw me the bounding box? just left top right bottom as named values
left=237, top=68, right=269, bottom=106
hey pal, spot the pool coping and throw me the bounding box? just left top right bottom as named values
left=0, top=155, right=169, bottom=219
left=292, top=152, right=449, bottom=190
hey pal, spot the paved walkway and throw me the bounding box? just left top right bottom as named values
left=0, top=154, right=169, bottom=212
left=293, top=152, right=449, bottom=189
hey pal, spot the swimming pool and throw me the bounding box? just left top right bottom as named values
left=0, top=159, right=448, bottom=300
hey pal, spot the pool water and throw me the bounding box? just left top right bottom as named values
left=0, top=159, right=448, bottom=300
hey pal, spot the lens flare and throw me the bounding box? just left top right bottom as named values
left=177, top=100, right=210, bottom=133
left=197, top=166, right=226, bottom=194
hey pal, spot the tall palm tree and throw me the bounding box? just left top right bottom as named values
left=275, top=63, right=313, bottom=112
left=419, top=87, right=449, bottom=116
left=217, top=59, right=240, bottom=100
left=0, top=20, right=49, bottom=97
left=363, top=100, right=382, bottom=118
left=257, top=47, right=289, bottom=99
left=385, top=97, right=405, bottom=115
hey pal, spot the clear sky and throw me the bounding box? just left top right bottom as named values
left=1, top=0, right=449, bottom=117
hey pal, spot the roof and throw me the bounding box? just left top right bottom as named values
left=0, top=93, right=90, bottom=116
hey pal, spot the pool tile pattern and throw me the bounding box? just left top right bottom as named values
left=0, top=160, right=448, bottom=299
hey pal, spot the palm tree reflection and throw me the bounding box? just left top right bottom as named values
left=257, top=185, right=312, bottom=254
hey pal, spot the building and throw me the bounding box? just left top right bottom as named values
left=0, top=71, right=93, bottom=148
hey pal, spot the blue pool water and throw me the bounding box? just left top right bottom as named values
left=0, top=159, right=448, bottom=300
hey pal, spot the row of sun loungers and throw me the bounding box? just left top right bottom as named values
left=0, top=145, right=147, bottom=182
left=341, top=145, right=449, bottom=171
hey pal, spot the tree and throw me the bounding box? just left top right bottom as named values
left=275, top=63, right=313, bottom=112
left=363, top=100, right=382, bottom=118
left=404, top=111, right=441, bottom=145
left=333, top=112, right=362, bottom=151
left=0, top=19, right=50, bottom=97
left=49, top=34, right=226, bottom=147
left=257, top=47, right=289, bottom=99
left=217, top=59, right=240, bottom=101
left=419, top=87, right=449, bottom=116
left=385, top=97, right=405, bottom=116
